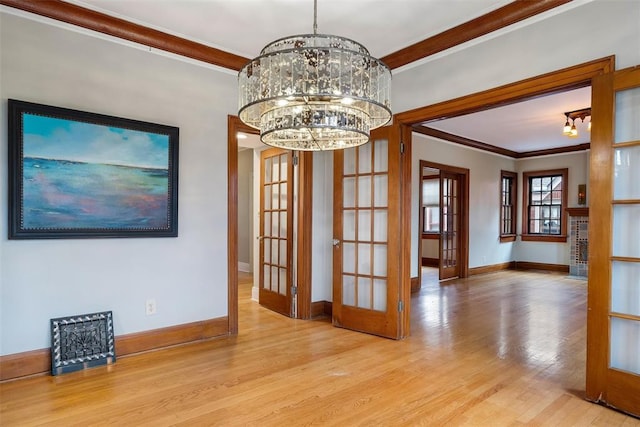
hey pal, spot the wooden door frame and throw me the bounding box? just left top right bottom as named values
left=416, top=160, right=469, bottom=288
left=587, top=66, right=640, bottom=413
left=394, top=56, right=614, bottom=381
left=227, top=116, right=314, bottom=334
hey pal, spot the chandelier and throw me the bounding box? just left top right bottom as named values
left=238, top=0, right=392, bottom=151
left=562, top=107, right=591, bottom=138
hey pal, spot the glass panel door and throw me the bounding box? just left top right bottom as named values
left=259, top=148, right=293, bottom=317
left=587, top=66, right=640, bottom=417
left=439, top=171, right=460, bottom=280
left=332, top=126, right=402, bottom=339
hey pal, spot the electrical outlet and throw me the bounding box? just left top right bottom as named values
left=145, top=298, right=157, bottom=315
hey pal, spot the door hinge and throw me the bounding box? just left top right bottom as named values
left=292, top=153, right=299, bottom=166
left=400, top=142, right=405, bottom=154
left=291, top=285, right=298, bottom=295
left=398, top=300, right=404, bottom=312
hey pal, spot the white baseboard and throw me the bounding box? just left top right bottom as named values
left=238, top=262, right=251, bottom=273
left=251, top=286, right=259, bottom=301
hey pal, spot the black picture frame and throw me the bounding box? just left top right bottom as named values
left=50, top=311, right=116, bottom=376
left=8, top=99, right=178, bottom=239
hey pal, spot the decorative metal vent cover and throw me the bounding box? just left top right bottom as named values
left=50, top=311, right=115, bottom=375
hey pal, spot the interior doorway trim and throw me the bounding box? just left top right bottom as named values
left=416, top=160, right=470, bottom=289
left=395, top=56, right=614, bottom=125
left=228, top=116, right=314, bottom=333
left=393, top=54, right=614, bottom=374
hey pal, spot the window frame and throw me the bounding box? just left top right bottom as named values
left=521, top=168, right=568, bottom=242
left=421, top=174, right=440, bottom=237
left=499, top=170, right=517, bottom=242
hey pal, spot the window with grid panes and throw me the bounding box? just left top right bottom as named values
left=522, top=169, right=568, bottom=242
left=500, top=170, right=517, bottom=242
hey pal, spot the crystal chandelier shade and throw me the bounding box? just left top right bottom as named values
left=238, top=30, right=392, bottom=151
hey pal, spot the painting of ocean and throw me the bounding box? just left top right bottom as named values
left=23, top=157, right=169, bottom=229
left=15, top=109, right=176, bottom=233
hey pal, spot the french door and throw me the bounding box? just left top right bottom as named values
left=587, top=65, right=640, bottom=416
left=439, top=171, right=460, bottom=280
left=332, top=126, right=405, bottom=339
left=258, top=148, right=294, bottom=317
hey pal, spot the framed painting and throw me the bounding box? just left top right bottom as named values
left=8, top=99, right=178, bottom=239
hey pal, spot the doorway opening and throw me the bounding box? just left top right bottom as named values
left=416, top=160, right=469, bottom=289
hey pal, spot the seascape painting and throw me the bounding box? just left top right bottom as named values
left=8, top=100, right=179, bottom=239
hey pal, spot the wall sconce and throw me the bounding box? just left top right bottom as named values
left=563, top=108, right=591, bottom=138
left=578, top=184, right=586, bottom=205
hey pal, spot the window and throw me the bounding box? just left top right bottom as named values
left=421, top=176, right=439, bottom=234
left=500, top=170, right=517, bottom=242
left=522, top=168, right=568, bottom=242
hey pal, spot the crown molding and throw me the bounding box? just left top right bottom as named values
left=0, top=0, right=249, bottom=71
left=1, top=0, right=571, bottom=72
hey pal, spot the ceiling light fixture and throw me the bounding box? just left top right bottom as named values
left=562, top=107, right=591, bottom=138
left=238, top=0, right=392, bottom=151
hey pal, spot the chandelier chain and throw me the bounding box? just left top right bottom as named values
left=313, top=0, right=318, bottom=35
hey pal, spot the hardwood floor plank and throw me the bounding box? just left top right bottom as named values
left=1, top=269, right=638, bottom=426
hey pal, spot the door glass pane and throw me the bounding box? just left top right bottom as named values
left=373, top=210, right=387, bottom=242
left=358, top=243, right=371, bottom=275
left=272, top=183, right=280, bottom=209
left=264, top=213, right=271, bottom=237
left=357, top=277, right=372, bottom=308
left=373, top=279, right=387, bottom=311
left=358, top=176, right=371, bottom=207
left=272, top=159, right=280, bottom=181
left=263, top=265, right=270, bottom=290
left=610, top=318, right=640, bottom=374
left=344, top=147, right=356, bottom=175
left=271, top=266, right=279, bottom=292
left=373, top=139, right=388, bottom=172
left=343, top=211, right=356, bottom=241
left=373, top=244, right=387, bottom=277
left=279, top=240, right=287, bottom=267
left=343, top=242, right=356, bottom=274
left=614, top=87, right=640, bottom=144
left=279, top=268, right=287, bottom=295
left=343, top=275, right=356, bottom=306
left=358, top=143, right=372, bottom=174
left=614, top=146, right=640, bottom=199
left=264, top=158, right=272, bottom=182
left=272, top=212, right=279, bottom=237
left=280, top=154, right=288, bottom=180
left=280, top=183, right=287, bottom=209
left=264, top=184, right=271, bottom=210
left=343, top=177, right=356, bottom=208
left=612, top=205, right=640, bottom=257
left=280, top=211, right=287, bottom=236
left=271, top=239, right=278, bottom=264
left=358, top=210, right=371, bottom=241
left=373, top=175, right=388, bottom=207
left=264, top=237, right=271, bottom=262
left=612, top=261, right=640, bottom=316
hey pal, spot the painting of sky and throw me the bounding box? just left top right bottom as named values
left=23, top=114, right=168, bottom=169
left=21, top=113, right=172, bottom=230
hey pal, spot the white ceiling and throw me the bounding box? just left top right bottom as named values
left=425, top=86, right=592, bottom=153
left=64, top=0, right=590, bottom=155
left=71, top=0, right=514, bottom=59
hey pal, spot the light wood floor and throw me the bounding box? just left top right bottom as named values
left=1, top=269, right=639, bottom=426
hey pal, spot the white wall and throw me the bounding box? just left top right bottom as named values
left=237, top=149, right=253, bottom=271
left=412, top=134, right=517, bottom=276
left=393, top=1, right=640, bottom=114
left=0, top=13, right=236, bottom=355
